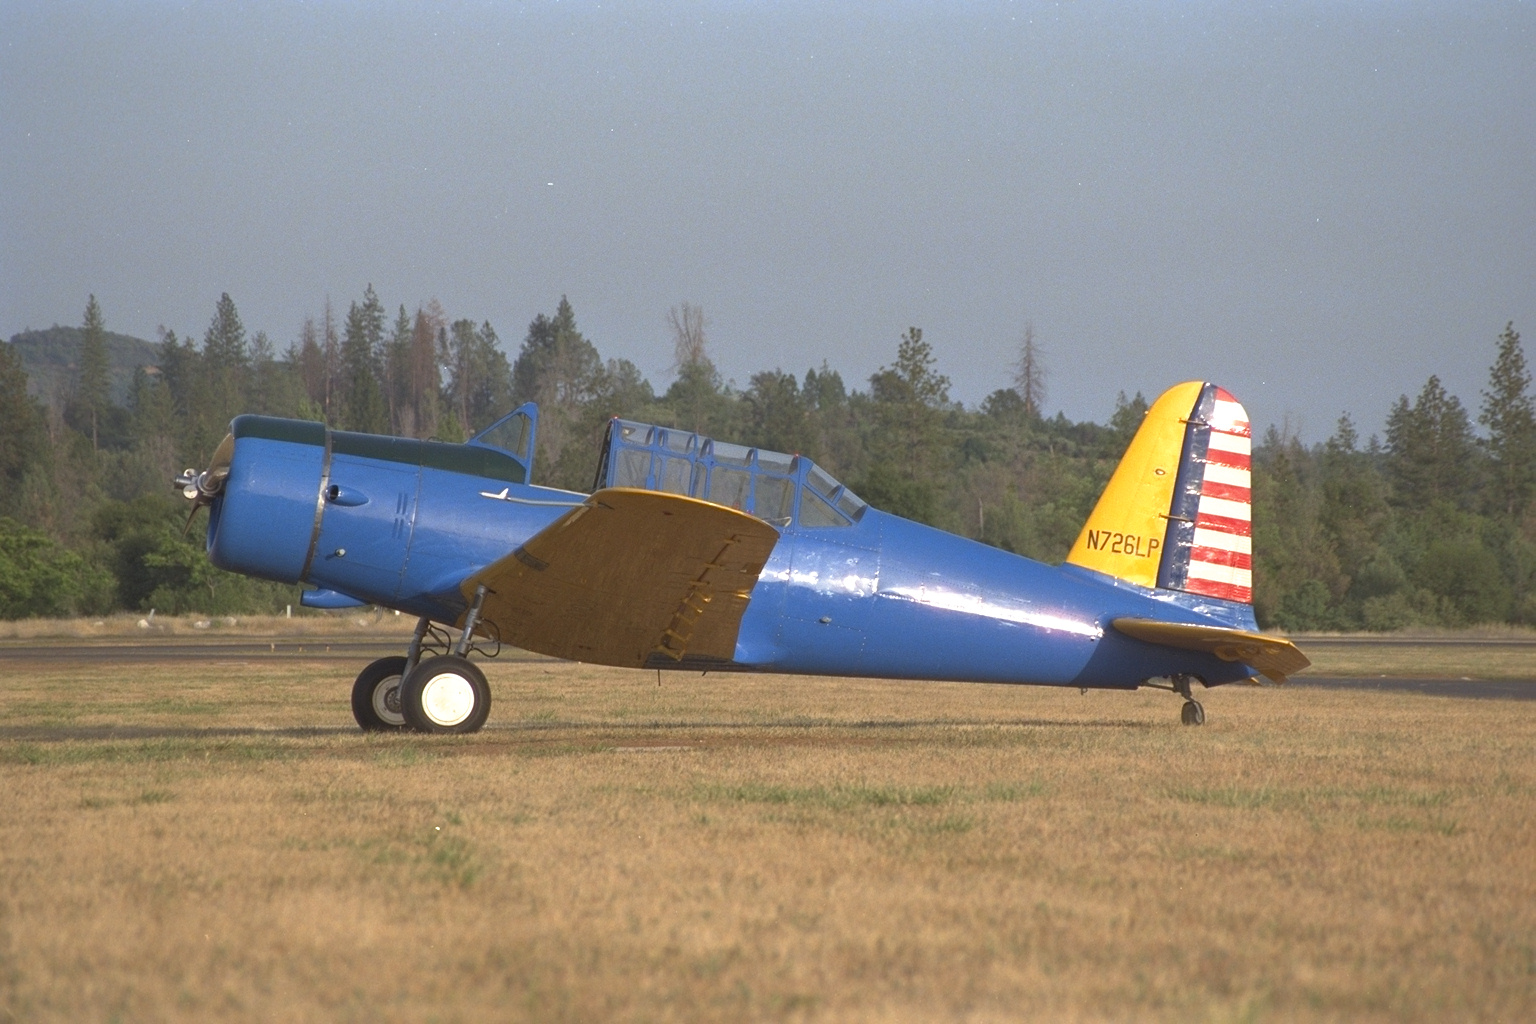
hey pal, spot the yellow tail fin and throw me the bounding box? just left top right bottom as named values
left=1067, top=381, right=1253, bottom=604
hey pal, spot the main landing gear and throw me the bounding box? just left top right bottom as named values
left=350, top=586, right=494, bottom=735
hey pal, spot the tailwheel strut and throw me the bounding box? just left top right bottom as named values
left=1172, top=673, right=1205, bottom=726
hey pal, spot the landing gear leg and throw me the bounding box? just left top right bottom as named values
left=404, top=614, right=431, bottom=678
left=1173, top=674, right=1205, bottom=726
left=397, top=588, right=493, bottom=735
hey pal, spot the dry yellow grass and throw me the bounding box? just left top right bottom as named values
left=1, top=652, right=1533, bottom=1022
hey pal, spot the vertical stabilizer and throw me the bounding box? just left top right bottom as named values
left=1066, top=382, right=1253, bottom=605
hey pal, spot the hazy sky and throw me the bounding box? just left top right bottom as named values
left=3, top=1, right=1532, bottom=439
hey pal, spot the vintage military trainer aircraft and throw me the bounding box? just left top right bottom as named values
left=175, top=380, right=1307, bottom=733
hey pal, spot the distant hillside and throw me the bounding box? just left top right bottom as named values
left=5, top=326, right=160, bottom=404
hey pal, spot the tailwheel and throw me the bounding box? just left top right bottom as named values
left=399, top=654, right=491, bottom=734
left=1180, top=700, right=1206, bottom=726
left=351, top=656, right=409, bottom=732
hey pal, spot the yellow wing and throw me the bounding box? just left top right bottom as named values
left=1111, top=617, right=1310, bottom=684
left=461, top=487, right=780, bottom=668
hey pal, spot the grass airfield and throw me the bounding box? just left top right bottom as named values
left=0, top=625, right=1533, bottom=1021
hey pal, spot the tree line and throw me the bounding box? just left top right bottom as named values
left=1, top=290, right=1530, bottom=630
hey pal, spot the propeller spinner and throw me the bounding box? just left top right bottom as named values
left=174, top=432, right=235, bottom=534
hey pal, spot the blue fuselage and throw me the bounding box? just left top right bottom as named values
left=209, top=424, right=1260, bottom=691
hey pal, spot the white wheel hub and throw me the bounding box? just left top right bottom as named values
left=372, top=675, right=405, bottom=727
left=419, top=671, right=476, bottom=727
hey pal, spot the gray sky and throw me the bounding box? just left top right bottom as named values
left=3, top=1, right=1532, bottom=439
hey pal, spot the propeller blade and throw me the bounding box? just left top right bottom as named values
left=205, top=432, right=235, bottom=491
left=180, top=503, right=202, bottom=538
left=173, top=433, right=237, bottom=505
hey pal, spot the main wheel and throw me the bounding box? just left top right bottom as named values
left=399, top=655, right=491, bottom=734
left=351, top=656, right=410, bottom=732
left=1180, top=700, right=1206, bottom=726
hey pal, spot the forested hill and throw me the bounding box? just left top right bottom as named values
left=0, top=289, right=1531, bottom=632
left=7, top=326, right=159, bottom=404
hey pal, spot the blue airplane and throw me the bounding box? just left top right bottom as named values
left=176, top=380, right=1307, bottom=733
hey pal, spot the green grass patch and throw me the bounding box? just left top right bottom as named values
left=0, top=738, right=300, bottom=766
left=4, top=700, right=83, bottom=723
left=700, top=782, right=957, bottom=809
left=983, top=780, right=1050, bottom=801
left=140, top=698, right=225, bottom=716
left=424, top=833, right=480, bottom=888
left=1167, top=784, right=1458, bottom=812
left=920, top=813, right=976, bottom=834
left=1357, top=815, right=1460, bottom=836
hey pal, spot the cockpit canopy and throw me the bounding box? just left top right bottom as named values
left=467, top=402, right=537, bottom=473
left=596, top=419, right=867, bottom=529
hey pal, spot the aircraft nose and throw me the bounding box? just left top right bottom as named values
left=205, top=422, right=328, bottom=585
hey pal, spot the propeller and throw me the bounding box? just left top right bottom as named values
left=174, top=432, right=235, bottom=536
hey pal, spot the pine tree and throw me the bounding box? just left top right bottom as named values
left=203, top=293, right=248, bottom=370
left=322, top=297, right=341, bottom=421
left=407, top=308, right=440, bottom=438
left=743, top=370, right=809, bottom=454
left=1384, top=375, right=1477, bottom=507
left=860, top=327, right=951, bottom=523
left=1480, top=322, right=1534, bottom=518
left=1319, top=413, right=1393, bottom=623
left=247, top=331, right=275, bottom=413
left=339, top=288, right=388, bottom=434
left=202, top=293, right=248, bottom=428
left=384, top=304, right=412, bottom=434
left=295, top=317, right=327, bottom=411
left=77, top=295, right=110, bottom=450
left=510, top=298, right=603, bottom=463
left=0, top=341, right=44, bottom=495
left=1108, top=391, right=1149, bottom=452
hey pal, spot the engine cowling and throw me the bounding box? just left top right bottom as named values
left=207, top=416, right=327, bottom=585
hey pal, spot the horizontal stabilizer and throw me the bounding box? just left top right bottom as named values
left=1112, top=617, right=1309, bottom=684
left=463, top=487, right=780, bottom=668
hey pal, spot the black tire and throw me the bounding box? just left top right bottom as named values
left=398, top=655, right=491, bottom=734
left=352, top=656, right=410, bottom=732
left=1181, top=700, right=1206, bottom=726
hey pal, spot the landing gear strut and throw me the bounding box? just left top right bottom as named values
left=1173, top=673, right=1205, bottom=726
left=352, top=588, right=494, bottom=735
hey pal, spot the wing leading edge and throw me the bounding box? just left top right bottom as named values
left=1112, top=618, right=1310, bottom=684
left=461, top=487, right=780, bottom=668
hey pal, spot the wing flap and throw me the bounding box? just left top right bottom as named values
left=463, top=487, right=779, bottom=668
left=1112, top=617, right=1310, bottom=684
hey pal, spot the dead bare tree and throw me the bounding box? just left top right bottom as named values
left=1013, top=322, right=1046, bottom=419
left=668, top=302, right=711, bottom=370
